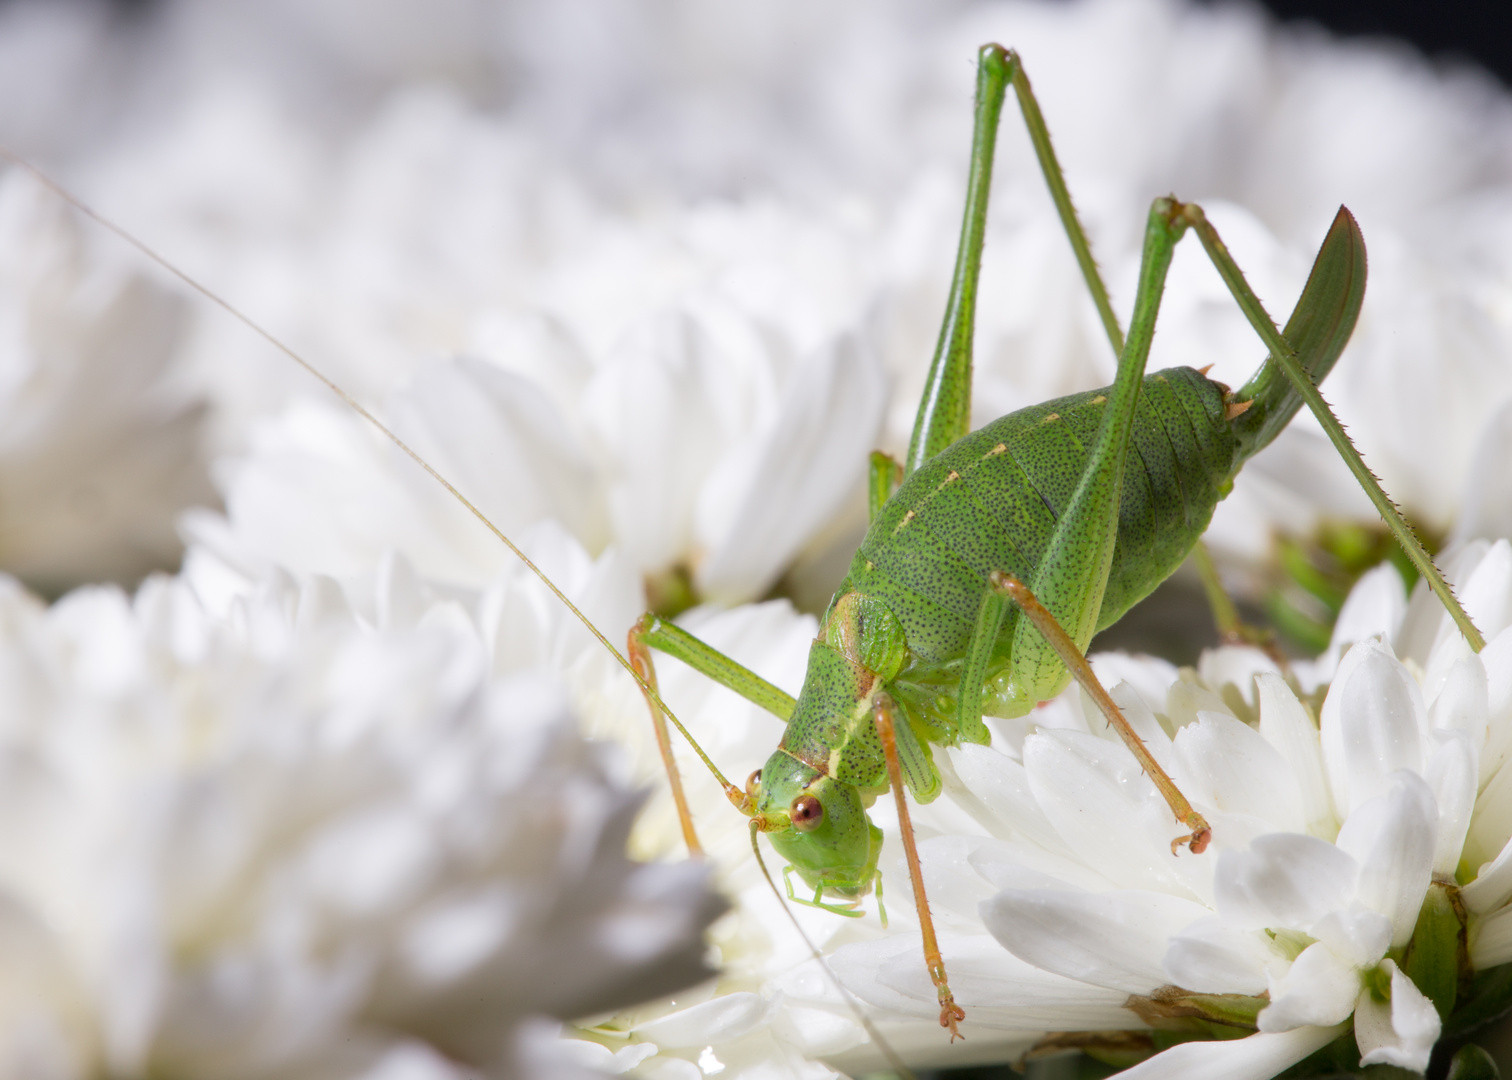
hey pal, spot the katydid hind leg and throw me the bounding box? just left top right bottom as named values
left=991, top=571, right=1212, bottom=855
left=1004, top=53, right=1125, bottom=357
left=1011, top=200, right=1190, bottom=695
left=1189, top=205, right=1485, bottom=652
left=956, top=588, right=1008, bottom=743
left=905, top=44, right=1012, bottom=475
left=907, top=44, right=1134, bottom=478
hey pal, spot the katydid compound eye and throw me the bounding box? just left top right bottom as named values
left=790, top=794, right=824, bottom=831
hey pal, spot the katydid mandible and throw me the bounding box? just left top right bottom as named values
left=624, top=43, right=1482, bottom=1039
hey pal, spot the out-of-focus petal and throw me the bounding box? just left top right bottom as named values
left=1470, top=904, right=1512, bottom=969
left=1112, top=1024, right=1347, bottom=1080
left=695, top=333, right=883, bottom=603
left=979, top=889, right=1210, bottom=994
left=1353, top=960, right=1439, bottom=1072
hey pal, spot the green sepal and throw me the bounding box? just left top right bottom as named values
left=1446, top=1044, right=1501, bottom=1080
left=1400, top=882, right=1467, bottom=1020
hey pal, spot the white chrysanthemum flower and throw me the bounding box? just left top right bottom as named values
left=0, top=557, right=723, bottom=1079
left=184, top=299, right=885, bottom=607
left=786, top=539, right=1512, bottom=1077
left=0, top=167, right=211, bottom=593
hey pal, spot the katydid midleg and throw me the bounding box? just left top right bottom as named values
left=2, top=40, right=1483, bottom=1050
left=624, top=43, right=1486, bottom=1038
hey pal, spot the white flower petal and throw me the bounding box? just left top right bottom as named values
left=1455, top=539, right=1512, bottom=644
left=1212, top=834, right=1358, bottom=932
left=1111, top=1024, right=1346, bottom=1080
left=1466, top=752, right=1512, bottom=872
left=1334, top=772, right=1437, bottom=947
left=1426, top=731, right=1478, bottom=876
left=1308, top=909, right=1392, bottom=970
left=633, top=992, right=769, bottom=1050
left=942, top=745, right=1067, bottom=854
left=1022, top=731, right=1201, bottom=897
left=1320, top=638, right=1430, bottom=817
left=1479, top=624, right=1512, bottom=785
left=695, top=333, right=883, bottom=603
left=966, top=836, right=1119, bottom=896
left=1463, top=835, right=1512, bottom=915
left=1428, top=656, right=1489, bottom=748
left=1471, top=904, right=1512, bottom=969
left=1173, top=711, right=1305, bottom=834
left=1399, top=543, right=1490, bottom=667
left=1258, top=942, right=1361, bottom=1031
left=1354, top=960, right=1439, bottom=1072
left=1317, top=562, right=1409, bottom=678
left=387, top=356, right=608, bottom=562
left=1256, top=673, right=1337, bottom=837
left=831, top=933, right=1131, bottom=1031
left=979, top=889, right=1210, bottom=994
left=1194, top=647, right=1281, bottom=715
left=1163, top=916, right=1274, bottom=995
left=579, top=310, right=734, bottom=578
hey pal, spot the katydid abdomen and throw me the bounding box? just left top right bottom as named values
left=849, top=365, right=1234, bottom=673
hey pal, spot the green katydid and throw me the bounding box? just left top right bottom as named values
left=622, top=43, right=1485, bottom=1038
left=2, top=40, right=1484, bottom=1048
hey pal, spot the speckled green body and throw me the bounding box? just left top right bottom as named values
left=852, top=365, right=1233, bottom=668
left=759, top=365, right=1241, bottom=887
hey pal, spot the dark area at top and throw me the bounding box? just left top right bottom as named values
left=80, top=0, right=1512, bottom=92
left=1245, top=0, right=1512, bottom=87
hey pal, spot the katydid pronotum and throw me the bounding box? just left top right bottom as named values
left=5, top=41, right=1483, bottom=1047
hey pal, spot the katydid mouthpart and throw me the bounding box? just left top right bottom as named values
left=2, top=40, right=1483, bottom=1052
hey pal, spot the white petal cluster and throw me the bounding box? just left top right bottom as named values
left=0, top=559, right=722, bottom=1079
left=0, top=169, right=210, bottom=593
left=807, top=540, right=1512, bottom=1077
left=4, top=0, right=1503, bottom=603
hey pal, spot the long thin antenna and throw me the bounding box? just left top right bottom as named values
left=0, top=145, right=715, bottom=755
left=12, top=144, right=918, bottom=1074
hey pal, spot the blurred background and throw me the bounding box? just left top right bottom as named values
left=0, top=2, right=1509, bottom=1078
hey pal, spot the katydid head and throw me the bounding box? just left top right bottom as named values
left=753, top=750, right=882, bottom=897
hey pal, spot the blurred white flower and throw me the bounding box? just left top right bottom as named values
left=0, top=557, right=723, bottom=1079
left=4, top=0, right=1502, bottom=608
left=0, top=167, right=211, bottom=593
left=185, top=300, right=885, bottom=606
